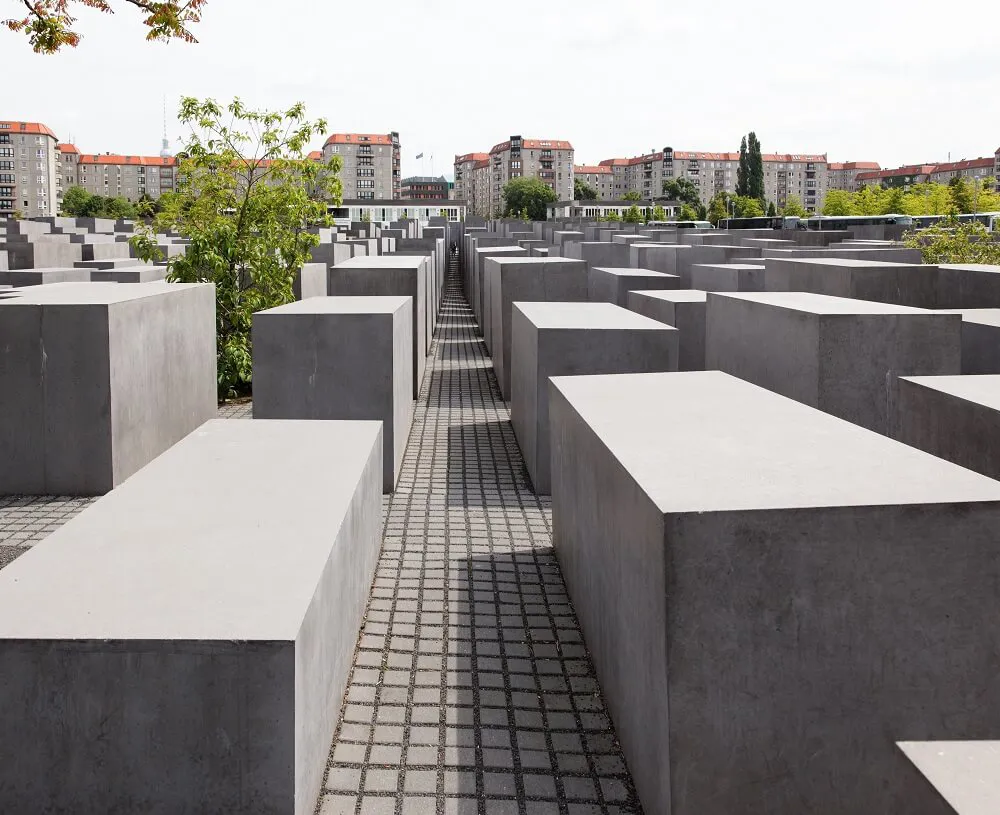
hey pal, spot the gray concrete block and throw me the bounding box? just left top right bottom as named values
left=3, top=241, right=83, bottom=269
left=549, top=369, right=1000, bottom=815
left=0, top=418, right=383, bottom=815
left=564, top=241, right=629, bottom=269
left=482, top=257, right=589, bottom=399
left=628, top=243, right=691, bottom=277
left=689, top=262, right=766, bottom=292
left=293, top=262, right=327, bottom=300
left=706, top=292, right=961, bottom=434
left=588, top=267, right=680, bottom=307
left=894, top=374, right=1000, bottom=480
left=764, top=257, right=940, bottom=308
left=328, top=256, right=428, bottom=397
left=252, top=296, right=413, bottom=492
left=898, top=741, right=1000, bottom=815
left=0, top=268, right=91, bottom=286
left=90, top=267, right=169, bottom=283
left=677, top=245, right=762, bottom=287
left=0, top=282, right=217, bottom=495
left=625, top=289, right=707, bottom=371
left=472, top=246, right=527, bottom=330
left=936, top=264, right=1000, bottom=309
left=512, top=303, right=677, bottom=495
left=950, top=309, right=1000, bottom=373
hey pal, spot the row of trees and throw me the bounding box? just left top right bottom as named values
left=823, top=177, right=1000, bottom=217
left=60, top=185, right=148, bottom=218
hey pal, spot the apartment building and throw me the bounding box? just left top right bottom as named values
left=573, top=165, right=614, bottom=199
left=488, top=136, right=574, bottom=214
left=454, top=152, right=488, bottom=204
left=75, top=154, right=178, bottom=202
left=0, top=120, right=60, bottom=217
left=996, top=147, right=1000, bottom=182
left=472, top=157, right=491, bottom=216
left=928, top=157, right=996, bottom=187
left=597, top=158, right=629, bottom=197
left=856, top=164, right=936, bottom=190
left=826, top=161, right=881, bottom=193
left=401, top=176, right=449, bottom=200
left=323, top=132, right=401, bottom=200
left=57, top=143, right=80, bottom=205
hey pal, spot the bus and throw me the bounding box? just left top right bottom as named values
left=910, top=212, right=1000, bottom=232
left=662, top=220, right=714, bottom=230
left=718, top=216, right=802, bottom=230
left=801, top=214, right=914, bottom=231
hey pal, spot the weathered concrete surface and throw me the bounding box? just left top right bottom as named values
left=764, top=257, right=940, bottom=308
left=253, top=296, right=413, bottom=492
left=0, top=419, right=382, bottom=815
left=626, top=289, right=708, bottom=371
left=588, top=267, right=680, bottom=307
left=705, top=292, right=961, bottom=434
left=549, top=370, right=1000, bottom=815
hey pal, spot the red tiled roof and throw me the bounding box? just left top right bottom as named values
left=672, top=151, right=740, bottom=161
left=828, top=161, right=880, bottom=171
left=490, top=139, right=573, bottom=154
left=574, top=165, right=612, bottom=175
left=455, top=152, right=489, bottom=163
left=598, top=158, right=629, bottom=167
left=79, top=154, right=177, bottom=166
left=627, top=152, right=664, bottom=165
left=473, top=158, right=490, bottom=169
left=930, top=157, right=995, bottom=173
left=58, top=143, right=80, bottom=154
left=762, top=153, right=826, bottom=163
left=0, top=120, right=57, bottom=139
left=324, top=133, right=394, bottom=146
left=856, top=164, right=936, bottom=181
left=308, top=150, right=323, bottom=160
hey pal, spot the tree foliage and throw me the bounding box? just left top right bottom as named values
left=736, top=136, right=749, bottom=197
left=662, top=177, right=700, bottom=208
left=5, top=0, right=206, bottom=52
left=676, top=203, right=699, bottom=221
left=650, top=205, right=668, bottom=222
left=821, top=181, right=1000, bottom=217
left=747, top=132, right=764, bottom=200
left=707, top=193, right=728, bottom=225
left=903, top=218, right=1000, bottom=265
left=622, top=190, right=641, bottom=202
left=502, top=176, right=556, bottom=221
left=732, top=195, right=764, bottom=218
left=780, top=196, right=807, bottom=218
left=622, top=204, right=644, bottom=223
left=574, top=177, right=598, bottom=201
left=60, top=184, right=139, bottom=218
left=766, top=201, right=777, bottom=217
left=130, top=96, right=342, bottom=400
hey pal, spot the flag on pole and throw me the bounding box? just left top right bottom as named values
left=415, top=152, right=424, bottom=160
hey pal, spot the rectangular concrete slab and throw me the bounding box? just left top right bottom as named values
left=329, top=256, right=427, bottom=397
left=898, top=741, right=1000, bottom=815
left=253, top=296, right=413, bottom=492
left=689, top=262, right=765, bottom=292
left=483, top=257, right=589, bottom=399
left=511, top=302, right=677, bottom=494
left=0, top=419, right=383, bottom=815
left=588, top=267, right=680, bottom=307
left=0, top=282, right=217, bottom=495
left=706, top=292, right=961, bottom=434
left=626, top=289, right=708, bottom=371
left=549, top=370, right=1000, bottom=815
left=894, top=374, right=1000, bottom=481
left=764, top=257, right=940, bottom=307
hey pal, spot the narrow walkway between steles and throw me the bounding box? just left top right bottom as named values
left=315, top=257, right=642, bottom=815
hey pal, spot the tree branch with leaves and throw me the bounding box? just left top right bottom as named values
left=5, top=0, right=205, bottom=52
left=130, top=96, right=342, bottom=400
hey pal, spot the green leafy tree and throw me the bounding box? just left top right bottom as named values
left=949, top=176, right=974, bottom=214
left=622, top=204, right=643, bottom=223
left=781, top=196, right=807, bottom=218
left=501, top=176, right=557, bottom=220
left=902, top=183, right=955, bottom=216
left=747, top=132, right=764, bottom=201
left=881, top=187, right=906, bottom=215
left=105, top=196, right=137, bottom=219
left=574, top=177, right=598, bottom=200
left=131, top=96, right=343, bottom=400
left=736, top=136, right=749, bottom=197
left=903, top=218, right=1000, bottom=264
left=5, top=0, right=206, bottom=53
left=622, top=190, right=641, bottom=202
left=676, top=203, right=699, bottom=221
left=60, top=184, right=92, bottom=216
left=662, top=177, right=700, bottom=208
left=822, top=189, right=855, bottom=216
left=854, top=185, right=888, bottom=216
left=732, top=195, right=764, bottom=218
left=707, top=193, right=728, bottom=225
left=650, top=205, right=668, bottom=221
left=766, top=201, right=777, bottom=217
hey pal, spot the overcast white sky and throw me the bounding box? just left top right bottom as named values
left=3, top=0, right=998, bottom=178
